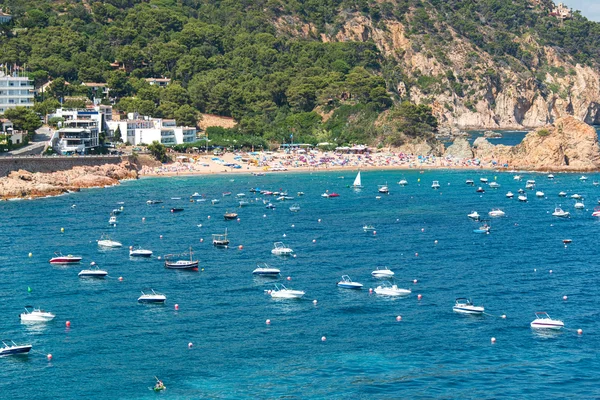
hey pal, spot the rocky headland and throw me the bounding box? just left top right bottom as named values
left=0, top=161, right=138, bottom=200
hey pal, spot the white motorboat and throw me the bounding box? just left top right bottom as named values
left=536, top=191, right=545, bottom=197
left=371, top=267, right=395, bottom=278
left=236, top=193, right=246, bottom=198
left=97, top=234, right=122, bottom=248
left=518, top=194, right=528, bottom=202
left=146, top=200, right=163, bottom=204
left=558, top=191, right=567, bottom=197
left=571, top=194, right=582, bottom=199
left=398, top=179, right=408, bottom=186
left=269, top=283, right=305, bottom=299
left=211, top=199, right=220, bottom=204
left=480, top=177, right=488, bottom=183
left=431, top=181, right=440, bottom=189
left=465, top=179, right=474, bottom=186
left=337, top=275, right=363, bottom=289
left=129, top=246, right=153, bottom=257
left=453, top=298, right=484, bottom=314
left=374, top=282, right=411, bottom=296
left=547, top=174, right=554, bottom=179
left=0, top=340, right=32, bottom=357
left=252, top=262, right=280, bottom=277
left=574, top=200, right=585, bottom=209
left=378, top=183, right=389, bottom=194
left=489, top=182, right=500, bottom=189
left=138, top=289, right=166, bottom=304
left=289, top=203, right=301, bottom=212
left=552, top=207, right=570, bottom=218
left=506, top=191, right=514, bottom=198
left=190, top=192, right=202, bottom=199
left=594, top=181, right=600, bottom=187
left=352, top=171, right=363, bottom=189
left=592, top=206, right=600, bottom=217
left=513, top=175, right=522, bottom=180
left=78, top=264, right=109, bottom=278
left=526, top=179, right=536, bottom=185
left=239, top=200, right=249, bottom=207
left=108, top=214, right=117, bottom=225
left=363, top=224, right=376, bottom=232
left=20, top=306, right=55, bottom=322
left=49, top=252, right=82, bottom=265
left=530, top=312, right=564, bottom=330
left=525, top=182, right=535, bottom=190
left=271, top=242, right=294, bottom=256
left=488, top=209, right=505, bottom=217
left=467, top=211, right=480, bottom=220
left=518, top=188, right=525, bottom=193
left=579, top=175, right=588, bottom=181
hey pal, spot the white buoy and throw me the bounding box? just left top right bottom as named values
left=563, top=295, right=568, bottom=300
left=318, top=219, right=321, bottom=223
left=312, top=239, right=316, bottom=243
left=369, top=288, right=373, bottom=294
left=291, top=224, right=295, bottom=228
left=413, top=279, right=418, bottom=284
left=417, top=294, right=422, bottom=300
left=396, top=316, right=402, bottom=322
left=283, top=234, right=287, bottom=237
left=263, top=214, right=267, bottom=218
left=321, top=336, right=326, bottom=342
left=47, top=354, right=52, bottom=361
left=188, top=342, right=193, bottom=349
left=577, top=329, right=583, bottom=335
left=434, top=240, right=438, bottom=244
left=501, top=314, right=506, bottom=319
left=313, top=299, right=318, bottom=305
left=266, top=319, right=271, bottom=325
left=491, top=337, right=496, bottom=343
left=549, top=270, right=553, bottom=274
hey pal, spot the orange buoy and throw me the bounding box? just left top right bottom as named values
left=238, top=245, right=243, bottom=250
left=207, top=216, right=211, bottom=219
left=373, top=231, right=376, bottom=235
left=160, top=235, right=163, bottom=239
left=369, top=288, right=373, bottom=294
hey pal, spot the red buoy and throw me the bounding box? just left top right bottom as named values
left=66, top=321, right=71, bottom=328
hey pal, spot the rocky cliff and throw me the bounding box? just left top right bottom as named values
left=0, top=161, right=138, bottom=200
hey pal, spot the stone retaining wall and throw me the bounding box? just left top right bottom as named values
left=0, top=155, right=130, bottom=176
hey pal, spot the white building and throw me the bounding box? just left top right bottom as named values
left=0, top=72, right=34, bottom=114
left=107, top=114, right=196, bottom=146
left=50, top=108, right=108, bottom=154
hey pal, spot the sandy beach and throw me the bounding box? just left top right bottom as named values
left=139, top=150, right=497, bottom=177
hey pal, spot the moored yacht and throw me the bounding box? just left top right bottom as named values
left=453, top=298, right=484, bottom=314
left=20, top=306, right=56, bottom=322
left=337, top=275, right=363, bottom=289
left=269, top=284, right=305, bottom=299
left=371, top=267, right=394, bottom=278
left=530, top=312, right=564, bottom=330
left=552, top=207, right=570, bottom=218
left=138, top=289, right=166, bottom=303
left=252, top=262, right=280, bottom=277
left=374, top=282, right=411, bottom=296
left=271, top=242, right=294, bottom=256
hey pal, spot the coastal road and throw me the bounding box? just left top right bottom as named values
left=1, top=126, right=53, bottom=156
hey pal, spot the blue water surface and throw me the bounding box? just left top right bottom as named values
left=1, top=170, right=599, bottom=399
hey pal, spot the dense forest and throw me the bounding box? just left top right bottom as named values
left=1, top=0, right=599, bottom=147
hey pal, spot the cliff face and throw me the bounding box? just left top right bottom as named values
left=276, top=13, right=600, bottom=129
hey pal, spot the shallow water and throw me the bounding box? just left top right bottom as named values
left=1, top=170, right=599, bottom=399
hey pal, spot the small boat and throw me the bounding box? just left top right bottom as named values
left=97, top=234, right=122, bottom=248
left=212, top=230, right=230, bottom=247
left=271, top=242, right=293, bottom=256
left=190, top=192, right=203, bottom=199
left=265, top=203, right=276, bottom=209
left=465, top=179, right=474, bottom=186
left=0, top=340, right=32, bottom=357
left=269, top=283, right=305, bottom=299
left=164, top=247, right=199, bottom=270
left=526, top=179, right=536, bottom=185
left=371, top=267, right=394, bottom=278
left=146, top=200, right=163, bottom=204
left=321, top=192, right=340, bottom=198
left=112, top=208, right=123, bottom=214
left=536, top=191, right=545, bottom=197
left=473, top=222, right=491, bottom=234
left=530, top=312, right=564, bottom=330
left=249, top=187, right=260, bottom=193
left=398, top=179, right=408, bottom=186
left=337, top=275, right=363, bottom=289
left=170, top=208, right=184, bottom=213
left=20, top=306, right=56, bottom=322
left=488, top=209, right=505, bottom=217
left=431, top=181, right=440, bottom=189
left=518, top=188, right=525, bottom=194
left=138, top=289, right=166, bottom=304
left=239, top=200, right=249, bottom=207
left=129, top=246, right=153, bottom=257
left=108, top=214, right=117, bottom=225
left=467, top=211, right=480, bottom=220
left=525, top=183, right=535, bottom=190
left=513, top=175, right=522, bottom=180
left=211, top=199, right=220, bottom=204
left=378, top=183, right=389, bottom=194
left=547, top=174, right=554, bottom=179
left=558, top=191, right=567, bottom=197
left=374, top=282, right=411, bottom=296
left=224, top=211, right=238, bottom=220
left=594, top=181, right=600, bottom=187
left=579, top=175, right=588, bottom=181
left=480, top=177, right=488, bottom=183
left=235, top=193, right=245, bottom=198
left=171, top=197, right=181, bottom=200
left=363, top=224, right=376, bottom=232
left=49, top=252, right=82, bottom=265
left=289, top=203, right=301, bottom=212
left=506, top=191, right=514, bottom=198
left=252, top=262, right=280, bottom=277
left=152, top=379, right=166, bottom=392
left=574, top=200, right=585, bottom=209
left=552, top=207, right=570, bottom=218
left=297, top=192, right=305, bottom=196
left=453, top=298, right=484, bottom=314
left=476, top=187, right=485, bottom=193
left=352, top=171, right=363, bottom=189
left=518, top=194, right=528, bottom=202
left=78, top=265, right=108, bottom=278
left=489, top=182, right=500, bottom=189
left=592, top=206, right=600, bottom=217
left=571, top=193, right=582, bottom=199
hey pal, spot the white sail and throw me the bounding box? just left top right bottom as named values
left=353, top=171, right=362, bottom=188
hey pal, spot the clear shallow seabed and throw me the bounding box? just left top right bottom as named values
left=1, top=170, right=599, bottom=399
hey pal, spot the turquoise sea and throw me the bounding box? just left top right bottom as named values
left=1, top=170, right=599, bottom=399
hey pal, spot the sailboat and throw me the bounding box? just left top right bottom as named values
left=351, top=171, right=362, bottom=189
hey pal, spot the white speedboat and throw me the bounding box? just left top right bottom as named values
left=480, top=177, right=488, bottom=183
left=378, top=183, right=389, bottom=194
left=398, top=179, right=408, bottom=186
left=574, top=200, right=585, bottom=209
left=20, top=306, right=55, bottom=322
left=138, top=289, right=166, bottom=303
left=371, top=267, right=394, bottom=278
left=506, top=191, right=514, bottom=198
left=289, top=203, right=301, bottom=212
left=337, top=275, right=363, bottom=289
left=190, top=192, right=202, bottom=199
left=271, top=242, right=293, bottom=256
left=530, top=312, right=564, bottom=330
left=431, top=181, right=440, bottom=189
left=78, top=265, right=108, bottom=278
left=374, top=282, right=411, bottom=296
left=465, top=179, right=474, bottom=186
left=108, top=214, right=117, bottom=225
left=363, top=224, right=376, bottom=232
left=558, top=191, right=567, bottom=197
left=129, top=246, right=153, bottom=257
left=97, top=234, right=122, bottom=248
left=536, top=191, right=545, bottom=197
left=513, top=175, right=522, bottom=180
left=489, top=182, right=500, bottom=189
left=239, top=200, right=250, bottom=207
left=252, top=262, right=280, bottom=277
left=453, top=298, right=484, bottom=314
left=467, top=211, right=480, bottom=220
left=571, top=194, right=582, bottom=199
left=270, top=284, right=305, bottom=299
left=518, top=194, right=528, bottom=202
left=592, top=206, right=600, bottom=217
left=488, top=209, right=505, bottom=217
left=552, top=207, right=570, bottom=218
left=547, top=174, right=554, bottom=179
left=0, top=340, right=32, bottom=357
left=579, top=175, right=588, bottom=181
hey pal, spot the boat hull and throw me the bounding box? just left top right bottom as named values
left=164, top=261, right=199, bottom=270
left=0, top=345, right=32, bottom=356
left=78, top=270, right=108, bottom=278
left=49, top=257, right=82, bottom=265
left=453, top=306, right=485, bottom=314
left=20, top=314, right=55, bottom=322
left=337, top=282, right=363, bottom=289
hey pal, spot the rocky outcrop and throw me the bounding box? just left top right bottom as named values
left=0, top=161, right=138, bottom=200
left=471, top=116, right=600, bottom=170
left=444, top=137, right=473, bottom=159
